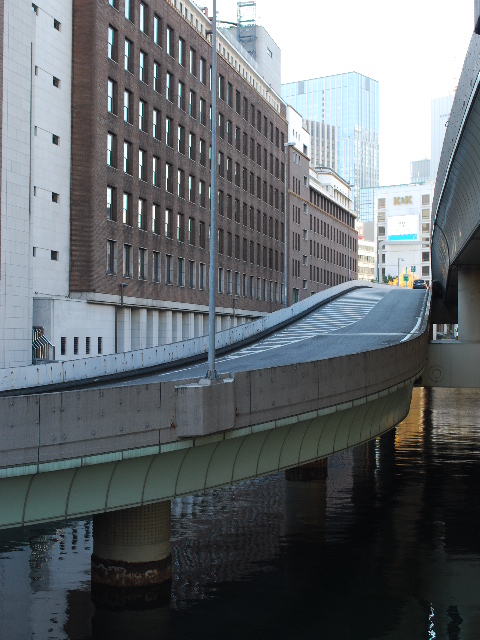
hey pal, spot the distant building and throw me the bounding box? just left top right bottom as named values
left=431, top=95, right=454, bottom=182
left=374, top=182, right=434, bottom=286
left=356, top=222, right=375, bottom=281
left=411, top=158, right=431, bottom=184
left=303, top=120, right=336, bottom=173
left=286, top=108, right=358, bottom=304
left=282, top=72, right=379, bottom=212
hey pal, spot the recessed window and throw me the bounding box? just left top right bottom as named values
left=53, top=76, right=60, bottom=88
left=86, top=337, right=91, bottom=355
left=52, top=192, right=59, bottom=203
left=98, top=337, right=103, bottom=355
left=51, top=250, right=59, bottom=260
left=61, top=337, right=66, bottom=355
left=73, top=337, right=79, bottom=355
left=54, top=19, right=60, bottom=31
left=32, top=3, right=38, bottom=14
left=52, top=134, right=59, bottom=145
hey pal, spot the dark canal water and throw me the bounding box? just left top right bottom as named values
left=1, top=387, right=480, bottom=639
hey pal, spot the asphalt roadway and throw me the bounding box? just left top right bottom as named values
left=112, top=285, right=428, bottom=388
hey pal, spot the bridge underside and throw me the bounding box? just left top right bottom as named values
left=431, top=32, right=480, bottom=323
left=0, top=380, right=414, bottom=530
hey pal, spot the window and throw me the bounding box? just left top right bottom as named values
left=166, top=71, right=172, bottom=101
left=107, top=186, right=116, bottom=220
left=227, top=120, right=232, bottom=145
left=165, top=208, right=173, bottom=238
left=139, top=51, right=147, bottom=83
left=188, top=260, right=195, bottom=288
left=199, top=180, right=205, bottom=207
left=123, top=90, right=132, bottom=123
left=152, top=203, right=160, bottom=233
left=122, top=192, right=132, bottom=225
left=218, top=267, right=224, bottom=293
left=422, top=194, right=430, bottom=206
left=154, top=14, right=161, bottom=46
left=138, top=197, right=146, bottom=229
left=107, top=133, right=116, bottom=167
left=86, top=337, right=91, bottom=355
left=178, top=81, right=185, bottom=110
left=138, top=99, right=146, bottom=130
left=108, top=78, right=117, bottom=114
left=97, top=337, right=103, bottom=355
left=422, top=251, right=430, bottom=262
left=124, top=38, right=133, bottom=72
left=189, top=133, right=196, bottom=160
left=218, top=74, right=225, bottom=100
left=123, top=243, right=133, bottom=277
left=107, top=239, right=117, bottom=274
left=52, top=134, right=59, bottom=145
left=177, top=169, right=185, bottom=198
left=165, top=163, right=173, bottom=193
left=139, top=2, right=147, bottom=33
left=108, top=26, right=117, bottom=61
left=422, top=266, right=430, bottom=277
left=53, top=76, right=60, bottom=88
left=178, top=37, right=185, bottom=66
left=166, top=26, right=173, bottom=56
left=153, top=251, right=161, bottom=282
left=189, top=175, right=195, bottom=203
left=199, top=98, right=206, bottom=126
left=200, top=57, right=206, bottom=84
left=123, top=141, right=133, bottom=176
left=138, top=149, right=146, bottom=181
left=152, top=108, right=160, bottom=139
left=177, top=257, right=185, bottom=286
left=199, top=262, right=206, bottom=290
left=178, top=125, right=185, bottom=154
left=227, top=83, right=232, bottom=107
left=125, top=0, right=132, bottom=21
left=166, top=116, right=173, bottom=147
left=152, top=156, right=160, bottom=186
left=199, top=138, right=206, bottom=166
left=74, top=337, right=79, bottom=355
left=165, top=254, right=173, bottom=284
left=189, top=48, right=196, bottom=75
left=138, top=247, right=147, bottom=279
left=153, top=62, right=160, bottom=92
left=226, top=269, right=232, bottom=294
left=199, top=221, right=206, bottom=249
left=189, top=90, right=196, bottom=118
left=61, top=337, right=66, bottom=356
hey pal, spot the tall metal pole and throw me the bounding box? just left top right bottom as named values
left=283, top=146, right=288, bottom=307
left=207, top=0, right=218, bottom=379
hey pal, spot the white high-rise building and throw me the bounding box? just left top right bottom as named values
left=431, top=95, right=454, bottom=182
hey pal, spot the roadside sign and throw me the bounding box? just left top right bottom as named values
left=411, top=266, right=416, bottom=272
left=403, top=274, right=409, bottom=282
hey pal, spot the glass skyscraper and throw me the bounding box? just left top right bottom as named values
left=282, top=72, right=379, bottom=216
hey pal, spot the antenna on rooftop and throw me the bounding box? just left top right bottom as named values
left=237, top=1, right=256, bottom=58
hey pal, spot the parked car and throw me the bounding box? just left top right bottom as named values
left=413, top=279, right=428, bottom=289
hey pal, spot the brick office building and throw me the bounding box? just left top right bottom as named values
left=68, top=0, right=288, bottom=354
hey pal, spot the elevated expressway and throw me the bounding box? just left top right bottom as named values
left=0, top=282, right=429, bottom=588
left=426, top=19, right=480, bottom=387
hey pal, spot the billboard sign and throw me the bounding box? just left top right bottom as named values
left=387, top=215, right=418, bottom=242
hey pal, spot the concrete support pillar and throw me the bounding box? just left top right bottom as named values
left=116, top=307, right=132, bottom=353
left=194, top=313, right=203, bottom=338
left=159, top=310, right=173, bottom=345
left=131, top=308, right=147, bottom=351
left=182, top=312, right=194, bottom=341
left=91, top=502, right=171, bottom=588
left=458, top=267, right=480, bottom=341
left=172, top=312, right=183, bottom=343
left=146, top=310, right=159, bottom=348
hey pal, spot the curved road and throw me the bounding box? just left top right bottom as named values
left=114, top=286, right=428, bottom=387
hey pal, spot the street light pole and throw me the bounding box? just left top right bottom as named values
left=283, top=141, right=296, bottom=307
left=207, top=0, right=218, bottom=379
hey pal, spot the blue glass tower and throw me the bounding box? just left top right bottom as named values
left=282, top=72, right=379, bottom=217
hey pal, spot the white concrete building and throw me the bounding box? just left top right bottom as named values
left=375, top=182, right=434, bottom=286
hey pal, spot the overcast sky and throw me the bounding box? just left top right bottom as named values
left=208, top=0, right=474, bottom=186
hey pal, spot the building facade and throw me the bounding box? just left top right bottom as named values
left=0, top=0, right=289, bottom=367
left=282, top=72, right=379, bottom=212
left=373, top=182, right=434, bottom=286
left=303, top=119, right=336, bottom=173
left=286, top=108, right=357, bottom=304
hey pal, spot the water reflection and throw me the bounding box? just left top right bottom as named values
left=1, top=388, right=480, bottom=638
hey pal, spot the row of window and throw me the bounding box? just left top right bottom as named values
left=106, top=241, right=283, bottom=300
left=60, top=336, right=103, bottom=356
left=107, top=187, right=285, bottom=247
left=108, top=79, right=285, bottom=180
left=106, top=19, right=285, bottom=146
left=106, top=134, right=285, bottom=212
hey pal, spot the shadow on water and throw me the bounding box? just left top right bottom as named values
left=1, top=388, right=480, bottom=639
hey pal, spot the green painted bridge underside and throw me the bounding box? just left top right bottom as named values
left=0, top=381, right=414, bottom=529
